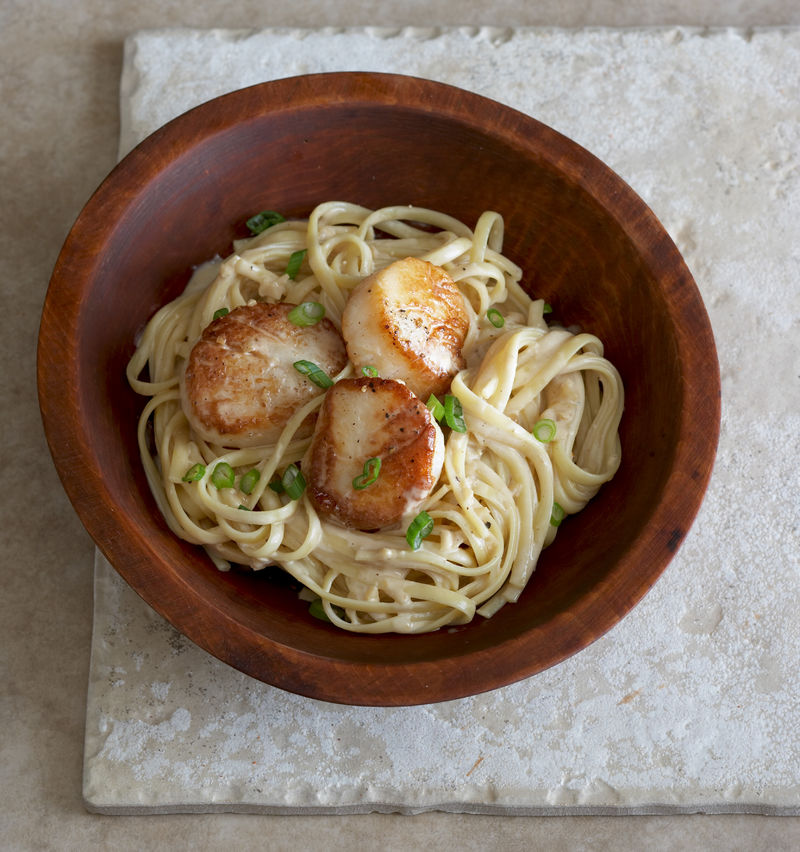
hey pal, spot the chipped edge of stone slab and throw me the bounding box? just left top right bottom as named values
left=83, top=800, right=800, bottom=817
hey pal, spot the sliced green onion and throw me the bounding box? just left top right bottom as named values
left=487, top=307, right=505, bottom=328
left=237, top=504, right=251, bottom=511
left=309, top=598, right=346, bottom=623
left=308, top=598, right=329, bottom=621
left=281, top=463, right=306, bottom=500
left=239, top=468, right=261, bottom=495
left=532, top=418, right=557, bottom=443
left=293, top=359, right=334, bottom=389
left=361, top=365, right=379, bottom=377
left=181, top=463, right=205, bottom=482
left=426, top=393, right=445, bottom=421
left=353, top=457, right=381, bottom=490
left=543, top=302, right=553, bottom=315
left=550, top=502, right=566, bottom=527
left=212, top=307, right=229, bottom=320
left=287, top=301, right=325, bottom=326
left=406, top=510, right=434, bottom=550
left=211, top=462, right=235, bottom=489
left=443, top=394, right=467, bottom=433
left=285, top=249, right=307, bottom=280
left=246, top=210, right=285, bottom=234
left=268, top=476, right=284, bottom=494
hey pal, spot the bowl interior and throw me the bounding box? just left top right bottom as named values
left=38, top=73, right=720, bottom=704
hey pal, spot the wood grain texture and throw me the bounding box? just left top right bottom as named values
left=37, top=72, right=720, bottom=705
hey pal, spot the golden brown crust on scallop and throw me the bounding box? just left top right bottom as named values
left=181, top=302, right=347, bottom=448
left=341, top=257, right=469, bottom=400
left=305, top=377, right=444, bottom=530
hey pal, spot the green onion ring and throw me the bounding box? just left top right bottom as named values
left=246, top=210, right=285, bottom=234
left=267, top=476, right=284, bottom=494
left=532, top=418, right=557, bottom=443
left=309, top=598, right=346, bottom=622
left=308, top=598, right=330, bottom=621
left=443, top=394, right=467, bottom=433
left=406, top=510, right=434, bottom=550
left=287, top=301, right=325, bottom=326
left=281, top=463, right=306, bottom=500
left=293, top=360, right=334, bottom=389
left=426, top=393, right=444, bottom=421
left=181, top=463, right=205, bottom=482
left=353, top=457, right=381, bottom=490
left=285, top=249, right=307, bottom=280
left=239, top=468, right=261, bottom=495
left=487, top=307, right=505, bottom=328
left=211, top=462, right=235, bottom=490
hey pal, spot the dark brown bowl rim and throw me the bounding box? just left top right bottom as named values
left=37, top=72, right=721, bottom=705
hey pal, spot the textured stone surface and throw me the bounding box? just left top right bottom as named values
left=82, top=26, right=800, bottom=815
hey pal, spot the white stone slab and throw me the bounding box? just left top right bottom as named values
left=84, top=26, right=800, bottom=814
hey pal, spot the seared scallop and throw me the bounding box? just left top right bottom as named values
left=341, top=256, right=469, bottom=400
left=181, top=302, right=348, bottom=447
left=304, top=377, right=445, bottom=530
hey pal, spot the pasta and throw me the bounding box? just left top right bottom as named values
left=127, top=201, right=623, bottom=633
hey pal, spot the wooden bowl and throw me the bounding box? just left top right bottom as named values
left=38, top=73, right=720, bottom=706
